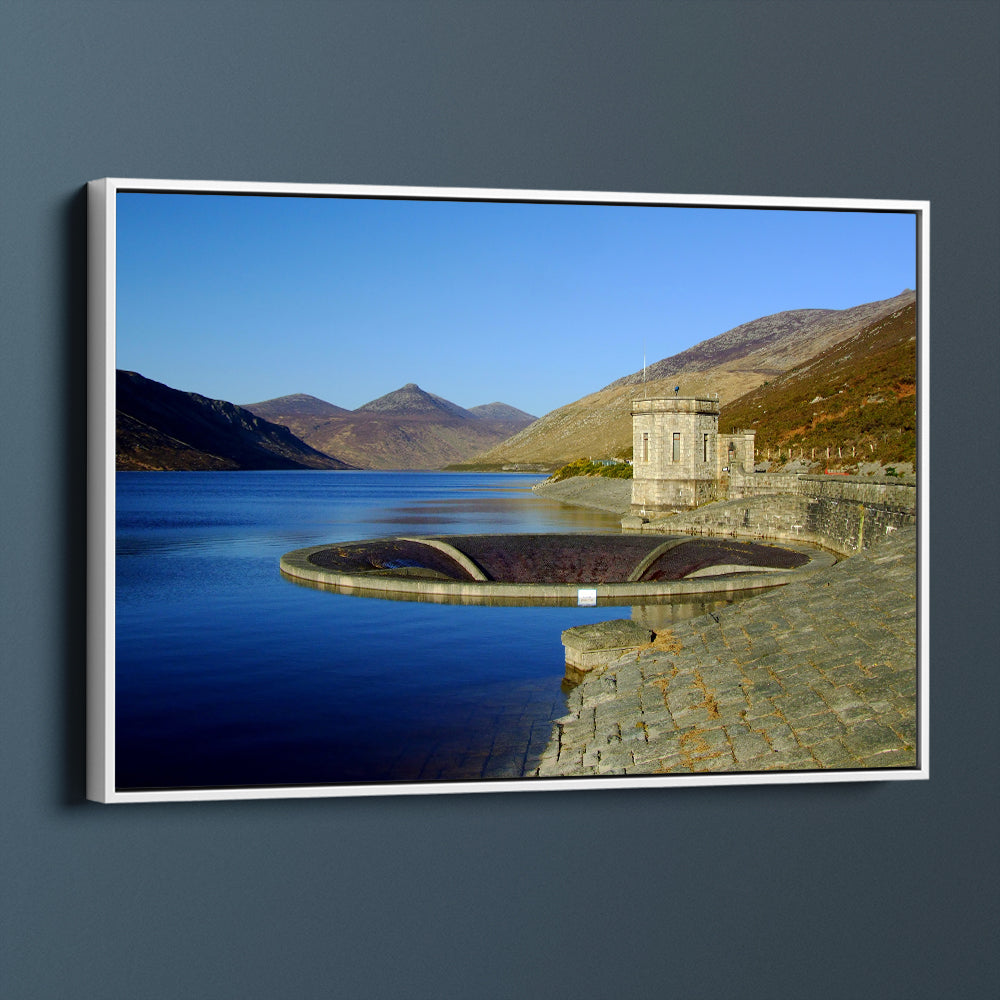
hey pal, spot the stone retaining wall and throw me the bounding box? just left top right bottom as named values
left=804, top=493, right=915, bottom=554
left=635, top=477, right=917, bottom=556
left=727, top=472, right=801, bottom=497
left=793, top=476, right=916, bottom=508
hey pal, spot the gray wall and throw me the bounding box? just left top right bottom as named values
left=2, top=2, right=997, bottom=997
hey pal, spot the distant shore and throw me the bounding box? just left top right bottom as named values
left=531, top=476, right=632, bottom=516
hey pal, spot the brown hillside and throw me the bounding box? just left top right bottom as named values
left=297, top=411, right=537, bottom=469
left=116, top=372, right=355, bottom=471
left=605, top=291, right=915, bottom=390
left=720, top=301, right=917, bottom=470
left=474, top=291, right=915, bottom=468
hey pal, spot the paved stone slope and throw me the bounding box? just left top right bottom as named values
left=531, top=476, right=632, bottom=514
left=533, top=525, right=918, bottom=777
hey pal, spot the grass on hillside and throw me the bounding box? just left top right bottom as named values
left=719, top=303, right=917, bottom=470
left=549, top=458, right=633, bottom=482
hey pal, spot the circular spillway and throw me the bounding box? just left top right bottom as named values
left=280, top=533, right=835, bottom=605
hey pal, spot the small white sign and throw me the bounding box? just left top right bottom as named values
left=577, top=589, right=597, bottom=607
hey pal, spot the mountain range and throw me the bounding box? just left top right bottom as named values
left=116, top=289, right=916, bottom=473
left=116, top=374, right=537, bottom=471
left=470, top=290, right=916, bottom=468
left=242, top=383, right=536, bottom=470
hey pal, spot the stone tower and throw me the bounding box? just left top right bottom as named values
left=630, top=395, right=755, bottom=515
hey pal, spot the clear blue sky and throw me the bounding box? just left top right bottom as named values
left=115, top=191, right=917, bottom=416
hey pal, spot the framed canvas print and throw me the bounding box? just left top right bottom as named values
left=87, top=178, right=929, bottom=803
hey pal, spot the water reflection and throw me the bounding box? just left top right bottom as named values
left=281, top=571, right=766, bottom=618
left=632, top=595, right=743, bottom=630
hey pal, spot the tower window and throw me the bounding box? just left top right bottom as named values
left=703, top=433, right=709, bottom=463
left=642, top=432, right=649, bottom=462
left=672, top=432, right=680, bottom=462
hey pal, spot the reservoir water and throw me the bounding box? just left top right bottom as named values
left=115, top=470, right=732, bottom=791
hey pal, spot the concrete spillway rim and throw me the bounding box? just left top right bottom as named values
left=278, top=536, right=836, bottom=603
left=394, top=536, right=490, bottom=581
left=626, top=537, right=696, bottom=582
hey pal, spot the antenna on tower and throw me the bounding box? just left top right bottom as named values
left=642, top=342, right=647, bottom=398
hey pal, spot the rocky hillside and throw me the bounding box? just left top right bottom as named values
left=116, top=371, right=355, bottom=471
left=472, top=290, right=915, bottom=468
left=244, top=383, right=537, bottom=470
left=605, top=291, right=916, bottom=391
left=719, top=300, right=917, bottom=471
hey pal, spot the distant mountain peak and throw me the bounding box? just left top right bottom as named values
left=469, top=402, right=538, bottom=422
left=242, top=393, right=351, bottom=419
left=355, top=383, right=474, bottom=419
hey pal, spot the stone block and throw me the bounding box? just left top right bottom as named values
left=561, top=619, right=653, bottom=685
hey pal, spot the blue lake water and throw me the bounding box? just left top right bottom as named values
left=115, top=471, right=731, bottom=791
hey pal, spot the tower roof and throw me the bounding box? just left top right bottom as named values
left=631, top=396, right=720, bottom=416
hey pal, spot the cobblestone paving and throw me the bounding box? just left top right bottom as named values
left=533, top=526, right=918, bottom=777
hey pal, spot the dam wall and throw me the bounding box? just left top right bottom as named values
left=726, top=471, right=801, bottom=498
left=633, top=477, right=917, bottom=556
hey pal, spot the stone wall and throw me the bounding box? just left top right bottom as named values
left=647, top=494, right=813, bottom=544
left=631, top=474, right=717, bottom=512
left=717, top=429, right=756, bottom=480
left=801, top=491, right=916, bottom=554
left=634, top=476, right=917, bottom=556
left=727, top=471, right=801, bottom=498
left=794, top=476, right=916, bottom=509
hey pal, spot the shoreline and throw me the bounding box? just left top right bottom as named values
left=530, top=476, right=633, bottom=515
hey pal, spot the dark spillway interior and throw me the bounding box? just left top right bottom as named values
left=307, top=534, right=809, bottom=585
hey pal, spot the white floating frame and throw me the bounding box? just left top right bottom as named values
left=88, top=177, right=930, bottom=803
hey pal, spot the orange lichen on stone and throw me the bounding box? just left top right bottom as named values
left=649, top=629, right=683, bottom=654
